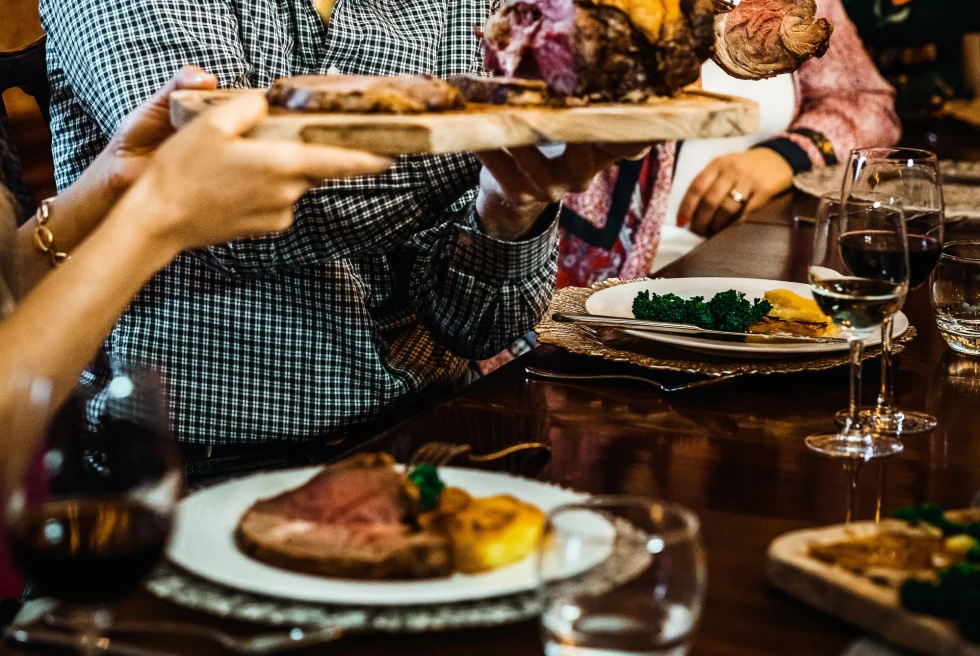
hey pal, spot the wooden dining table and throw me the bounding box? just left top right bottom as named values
left=5, top=193, right=980, bottom=656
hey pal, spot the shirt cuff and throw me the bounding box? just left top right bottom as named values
left=754, top=138, right=814, bottom=175
left=449, top=203, right=560, bottom=282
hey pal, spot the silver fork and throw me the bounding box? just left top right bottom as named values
left=525, top=366, right=737, bottom=393
left=41, top=616, right=343, bottom=655
left=410, top=441, right=550, bottom=467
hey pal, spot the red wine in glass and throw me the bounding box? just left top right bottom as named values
left=7, top=496, right=171, bottom=605
left=3, top=370, right=180, bottom=654
left=839, top=230, right=941, bottom=290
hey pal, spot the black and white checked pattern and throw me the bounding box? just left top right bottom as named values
left=41, top=0, right=556, bottom=444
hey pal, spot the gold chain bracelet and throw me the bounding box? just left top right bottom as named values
left=32, top=197, right=70, bottom=267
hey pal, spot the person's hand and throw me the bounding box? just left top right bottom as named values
left=113, top=92, right=393, bottom=254
left=475, top=143, right=650, bottom=241
left=97, top=66, right=219, bottom=197
left=679, top=148, right=794, bottom=237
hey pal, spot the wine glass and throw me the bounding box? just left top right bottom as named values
left=536, top=498, right=707, bottom=656
left=3, top=366, right=181, bottom=654
left=835, top=147, right=945, bottom=436
left=806, top=192, right=910, bottom=463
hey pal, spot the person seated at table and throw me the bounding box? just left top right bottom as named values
left=38, top=0, right=647, bottom=477
left=475, top=0, right=901, bottom=373
left=842, top=0, right=980, bottom=122
left=0, top=66, right=393, bottom=609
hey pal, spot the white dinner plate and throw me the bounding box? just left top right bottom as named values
left=584, top=277, right=909, bottom=359
left=167, top=466, right=594, bottom=606
left=794, top=162, right=980, bottom=220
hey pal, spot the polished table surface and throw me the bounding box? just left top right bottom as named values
left=6, top=196, right=980, bottom=656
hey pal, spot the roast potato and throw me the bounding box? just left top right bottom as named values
left=419, top=488, right=546, bottom=574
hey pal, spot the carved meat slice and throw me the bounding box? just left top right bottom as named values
left=235, top=454, right=452, bottom=579
left=446, top=74, right=580, bottom=106
left=266, top=74, right=466, bottom=113
left=712, top=0, right=832, bottom=80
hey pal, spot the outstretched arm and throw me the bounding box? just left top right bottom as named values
left=0, top=94, right=391, bottom=489
left=15, top=67, right=219, bottom=290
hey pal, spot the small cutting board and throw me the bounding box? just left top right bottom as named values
left=767, top=516, right=980, bottom=656
left=170, top=88, right=759, bottom=155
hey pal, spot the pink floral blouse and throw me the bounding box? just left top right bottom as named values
left=478, top=0, right=901, bottom=373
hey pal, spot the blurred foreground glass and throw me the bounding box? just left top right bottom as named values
left=2, top=367, right=181, bottom=654
left=806, top=192, right=909, bottom=462
left=932, top=241, right=980, bottom=357
left=537, top=498, right=706, bottom=656
left=835, top=147, right=944, bottom=436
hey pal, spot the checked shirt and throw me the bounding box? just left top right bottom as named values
left=40, top=0, right=559, bottom=444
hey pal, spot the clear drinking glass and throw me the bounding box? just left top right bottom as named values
left=537, top=498, right=707, bottom=656
left=835, top=147, right=944, bottom=436
left=931, top=241, right=980, bottom=356
left=806, top=192, right=909, bottom=461
left=3, top=367, right=181, bottom=654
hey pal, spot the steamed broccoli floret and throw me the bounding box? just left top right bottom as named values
left=632, top=289, right=771, bottom=332
left=707, top=290, right=772, bottom=333
left=408, top=463, right=445, bottom=511
left=632, top=292, right=690, bottom=325
left=683, top=296, right=714, bottom=327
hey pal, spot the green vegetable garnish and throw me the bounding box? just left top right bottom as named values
left=408, top=463, right=445, bottom=511
left=892, top=504, right=970, bottom=536
left=632, top=290, right=772, bottom=333
left=893, top=503, right=980, bottom=640
left=891, top=506, right=922, bottom=522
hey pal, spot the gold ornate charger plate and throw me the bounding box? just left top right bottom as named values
left=535, top=279, right=916, bottom=378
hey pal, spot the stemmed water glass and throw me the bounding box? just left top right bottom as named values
left=3, top=366, right=181, bottom=654
left=835, top=147, right=945, bottom=436
left=806, top=192, right=910, bottom=464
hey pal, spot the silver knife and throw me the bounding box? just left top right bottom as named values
left=551, top=312, right=847, bottom=344
left=5, top=626, right=172, bottom=656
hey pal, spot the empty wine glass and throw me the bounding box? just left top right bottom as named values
left=806, top=192, right=909, bottom=465
left=835, top=147, right=944, bottom=436
left=3, top=366, right=181, bottom=654
left=537, top=498, right=706, bottom=656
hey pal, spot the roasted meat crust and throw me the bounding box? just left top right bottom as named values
left=445, top=74, right=576, bottom=106
left=481, top=0, right=831, bottom=99
left=482, top=0, right=711, bottom=100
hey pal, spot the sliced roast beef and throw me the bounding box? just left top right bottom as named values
left=235, top=453, right=452, bottom=579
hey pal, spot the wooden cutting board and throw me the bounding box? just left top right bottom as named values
left=767, top=516, right=980, bottom=656
left=170, top=88, right=759, bottom=155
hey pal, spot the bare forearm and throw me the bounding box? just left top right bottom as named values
left=16, top=153, right=122, bottom=290
left=0, top=203, right=176, bottom=487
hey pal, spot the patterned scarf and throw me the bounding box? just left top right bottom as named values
left=556, top=142, right=675, bottom=288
